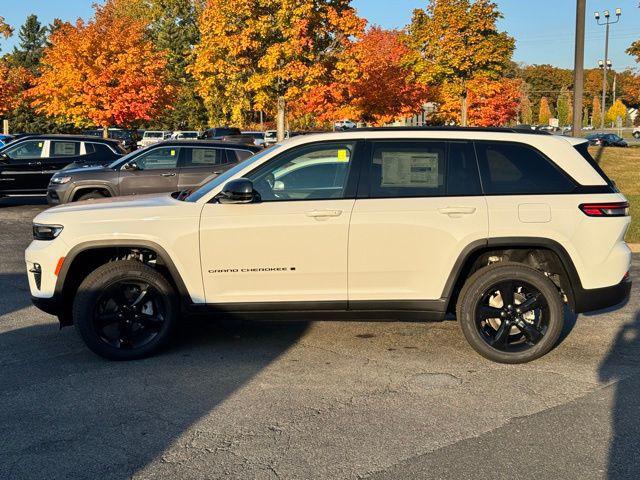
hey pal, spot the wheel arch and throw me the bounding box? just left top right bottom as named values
left=443, top=237, right=583, bottom=313
left=70, top=184, right=116, bottom=202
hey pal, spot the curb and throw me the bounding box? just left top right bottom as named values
left=629, top=244, right=640, bottom=253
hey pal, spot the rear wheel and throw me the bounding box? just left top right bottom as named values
left=73, top=260, right=178, bottom=360
left=456, top=262, right=564, bottom=364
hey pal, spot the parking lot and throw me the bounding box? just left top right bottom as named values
left=1, top=198, right=640, bottom=479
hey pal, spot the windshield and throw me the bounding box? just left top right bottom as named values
left=185, top=145, right=282, bottom=202
left=107, top=144, right=153, bottom=168
left=146, top=132, right=163, bottom=138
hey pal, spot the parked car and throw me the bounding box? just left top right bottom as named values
left=199, top=127, right=242, bottom=140
left=137, top=131, right=171, bottom=148
left=0, top=134, right=15, bottom=147
left=334, top=119, right=357, bottom=131
left=85, top=128, right=139, bottom=152
left=46, top=140, right=260, bottom=205
left=170, top=131, right=200, bottom=140
left=0, top=135, right=124, bottom=198
left=587, top=133, right=628, bottom=147
left=583, top=125, right=595, bottom=131
left=633, top=127, right=639, bottom=139
left=263, top=129, right=289, bottom=146
left=28, top=127, right=631, bottom=363
left=242, top=131, right=266, bottom=147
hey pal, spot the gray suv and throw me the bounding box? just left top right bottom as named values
left=47, top=140, right=260, bottom=205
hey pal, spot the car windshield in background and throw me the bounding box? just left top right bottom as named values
left=185, top=145, right=281, bottom=202
left=107, top=145, right=153, bottom=168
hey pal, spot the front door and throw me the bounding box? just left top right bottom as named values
left=199, top=141, right=360, bottom=305
left=0, top=139, right=46, bottom=193
left=348, top=140, right=489, bottom=303
left=118, top=146, right=180, bottom=196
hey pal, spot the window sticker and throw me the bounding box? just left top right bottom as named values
left=38, top=142, right=43, bottom=148
left=192, top=148, right=216, bottom=164
left=337, top=149, right=349, bottom=162
left=381, top=151, right=439, bottom=187
left=170, top=149, right=176, bottom=156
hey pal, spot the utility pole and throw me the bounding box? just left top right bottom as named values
left=572, top=0, right=586, bottom=137
left=594, top=8, right=621, bottom=129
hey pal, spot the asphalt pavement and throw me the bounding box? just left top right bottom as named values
left=1, top=197, right=640, bottom=479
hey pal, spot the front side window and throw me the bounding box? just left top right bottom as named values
left=51, top=141, right=79, bottom=157
left=131, top=147, right=180, bottom=170
left=475, top=142, right=575, bottom=195
left=246, top=142, right=354, bottom=201
left=4, top=140, right=45, bottom=160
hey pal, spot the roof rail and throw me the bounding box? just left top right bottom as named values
left=344, top=126, right=551, bottom=135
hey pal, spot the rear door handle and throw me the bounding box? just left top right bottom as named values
left=161, top=172, right=176, bottom=177
left=28, top=161, right=42, bottom=166
left=306, top=209, right=343, bottom=218
left=438, top=207, right=476, bottom=216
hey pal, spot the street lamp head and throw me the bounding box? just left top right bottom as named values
left=594, top=11, right=600, bottom=19
left=598, top=60, right=604, bottom=69
left=607, top=59, right=613, bottom=68
left=604, top=10, right=610, bottom=18
left=615, top=8, right=622, bottom=16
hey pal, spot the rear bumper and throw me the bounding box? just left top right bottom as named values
left=573, top=277, right=631, bottom=313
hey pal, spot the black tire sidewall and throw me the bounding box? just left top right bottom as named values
left=457, top=263, right=564, bottom=364
left=78, top=192, right=106, bottom=201
left=73, top=260, right=178, bottom=360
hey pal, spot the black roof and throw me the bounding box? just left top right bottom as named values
left=154, top=139, right=261, bottom=150
left=15, top=134, right=122, bottom=145
left=344, top=126, right=551, bottom=135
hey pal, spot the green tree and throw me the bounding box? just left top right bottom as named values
left=405, top=0, right=514, bottom=126
left=10, top=15, right=47, bottom=72
left=556, top=87, right=570, bottom=127
left=514, top=64, right=572, bottom=121
left=538, top=96, right=551, bottom=125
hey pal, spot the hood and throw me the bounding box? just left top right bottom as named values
left=47, top=192, right=175, bottom=213
left=57, top=164, right=113, bottom=175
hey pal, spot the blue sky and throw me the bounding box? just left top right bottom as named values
left=1, top=0, right=639, bottom=70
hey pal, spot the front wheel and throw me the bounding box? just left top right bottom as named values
left=456, top=262, right=564, bottom=364
left=73, top=260, right=178, bottom=360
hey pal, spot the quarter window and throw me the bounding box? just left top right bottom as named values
left=51, top=141, right=79, bottom=157
left=475, top=142, right=575, bottom=194
left=247, top=142, right=354, bottom=201
left=182, top=148, right=222, bottom=167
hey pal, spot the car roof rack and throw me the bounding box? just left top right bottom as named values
left=344, top=126, right=551, bottom=135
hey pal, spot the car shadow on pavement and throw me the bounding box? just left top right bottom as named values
left=0, top=197, right=47, bottom=208
left=0, top=317, right=309, bottom=479
left=599, top=310, right=640, bottom=479
left=0, top=273, right=31, bottom=317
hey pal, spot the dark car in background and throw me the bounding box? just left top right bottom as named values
left=0, top=134, right=15, bottom=147
left=0, top=135, right=124, bottom=198
left=199, top=127, right=242, bottom=140
left=85, top=128, right=140, bottom=152
left=46, top=140, right=260, bottom=205
left=587, top=133, right=628, bottom=147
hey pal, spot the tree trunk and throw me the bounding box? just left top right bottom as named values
left=102, top=125, right=109, bottom=139
left=460, top=94, right=468, bottom=127
left=277, top=96, right=286, bottom=142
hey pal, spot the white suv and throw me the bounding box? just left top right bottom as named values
left=26, top=128, right=632, bottom=363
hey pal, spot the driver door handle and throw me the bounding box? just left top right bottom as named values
left=438, top=206, right=476, bottom=216
left=306, top=209, right=343, bottom=218
left=161, top=172, right=176, bottom=177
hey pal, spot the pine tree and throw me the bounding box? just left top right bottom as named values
left=538, top=97, right=551, bottom=125
left=592, top=96, right=602, bottom=128
left=556, top=88, right=570, bottom=127
left=11, top=15, right=47, bottom=72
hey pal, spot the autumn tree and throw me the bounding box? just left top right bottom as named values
left=618, top=69, right=640, bottom=110
left=300, top=28, right=430, bottom=126
left=592, top=96, right=602, bottom=128
left=191, top=0, right=364, bottom=138
left=519, top=84, right=533, bottom=125
left=466, top=77, right=522, bottom=126
left=606, top=99, right=627, bottom=127
left=538, top=97, right=551, bottom=126
left=517, top=64, right=572, bottom=120
left=0, top=62, right=30, bottom=119
left=0, top=16, right=13, bottom=43
left=627, top=39, right=640, bottom=64
left=556, top=87, right=571, bottom=127
left=406, top=0, right=514, bottom=126
left=30, top=0, right=173, bottom=136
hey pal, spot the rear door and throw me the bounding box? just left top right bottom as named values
left=41, top=140, right=82, bottom=188
left=177, top=147, right=233, bottom=190
left=0, top=139, right=46, bottom=193
left=348, top=140, right=488, bottom=304
left=118, top=145, right=180, bottom=196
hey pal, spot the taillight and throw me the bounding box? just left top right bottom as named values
left=579, top=202, right=629, bottom=217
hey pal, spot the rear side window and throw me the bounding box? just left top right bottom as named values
left=475, top=142, right=575, bottom=195
left=51, top=141, right=80, bottom=157
left=365, top=141, right=481, bottom=198
left=182, top=148, right=223, bottom=167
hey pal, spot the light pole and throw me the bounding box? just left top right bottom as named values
left=594, top=8, right=621, bottom=129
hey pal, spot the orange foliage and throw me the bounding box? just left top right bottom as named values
left=30, top=0, right=173, bottom=129
left=0, top=62, right=31, bottom=117
left=298, top=28, right=431, bottom=126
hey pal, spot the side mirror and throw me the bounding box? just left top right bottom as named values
left=218, top=178, right=256, bottom=204
left=0, top=152, right=8, bottom=162
left=123, top=161, right=140, bottom=171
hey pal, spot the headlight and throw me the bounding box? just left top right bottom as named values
left=50, top=176, right=72, bottom=184
left=33, top=224, right=64, bottom=241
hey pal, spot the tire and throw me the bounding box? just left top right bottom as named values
left=73, top=260, right=178, bottom=360
left=76, top=190, right=107, bottom=202
left=456, top=262, right=564, bottom=364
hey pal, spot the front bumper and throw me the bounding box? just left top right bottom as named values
left=573, top=277, right=632, bottom=313
left=31, top=295, right=61, bottom=316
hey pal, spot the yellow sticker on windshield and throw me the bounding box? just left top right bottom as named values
left=38, top=142, right=43, bottom=148
left=170, top=149, right=176, bottom=156
left=337, top=149, right=348, bottom=162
